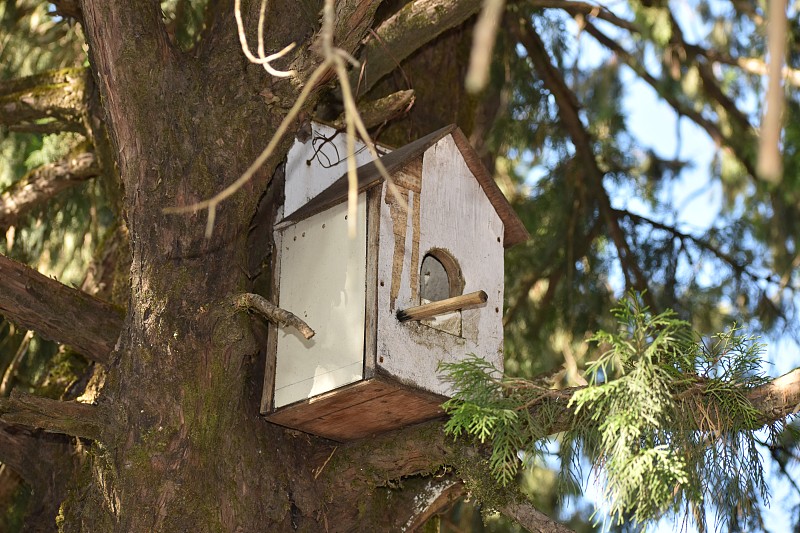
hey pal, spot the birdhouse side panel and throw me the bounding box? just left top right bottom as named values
left=273, top=195, right=368, bottom=408
left=376, top=135, right=505, bottom=397
left=284, top=123, right=376, bottom=218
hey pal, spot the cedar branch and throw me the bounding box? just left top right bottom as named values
left=0, top=254, right=123, bottom=364
left=234, top=293, right=315, bottom=339
left=331, top=368, right=800, bottom=483
left=0, top=152, right=100, bottom=230
left=0, top=391, right=106, bottom=441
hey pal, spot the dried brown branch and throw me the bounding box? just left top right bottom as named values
left=352, top=0, right=483, bottom=94
left=0, top=254, right=123, bottom=364
left=0, top=391, right=106, bottom=441
left=0, top=68, right=88, bottom=133
left=0, top=152, right=100, bottom=230
left=234, top=293, right=315, bottom=339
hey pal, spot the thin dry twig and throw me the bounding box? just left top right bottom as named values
left=465, top=0, right=505, bottom=93
left=757, top=0, right=787, bottom=183
left=163, top=62, right=329, bottom=236
left=165, top=0, right=407, bottom=237
left=313, top=446, right=337, bottom=479
left=234, top=0, right=295, bottom=77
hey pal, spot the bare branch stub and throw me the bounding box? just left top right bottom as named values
left=331, top=89, right=415, bottom=130
left=235, top=293, right=315, bottom=339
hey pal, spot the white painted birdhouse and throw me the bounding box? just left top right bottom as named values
left=260, top=123, right=528, bottom=441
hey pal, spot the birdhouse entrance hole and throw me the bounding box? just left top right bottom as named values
left=419, top=250, right=464, bottom=336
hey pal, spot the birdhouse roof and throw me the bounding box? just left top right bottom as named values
left=280, top=125, right=529, bottom=247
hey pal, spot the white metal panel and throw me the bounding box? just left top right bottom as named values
left=274, top=194, right=367, bottom=407
left=284, top=123, right=381, bottom=218
left=376, top=135, right=505, bottom=397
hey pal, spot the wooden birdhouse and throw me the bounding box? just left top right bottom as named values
left=260, top=123, right=528, bottom=441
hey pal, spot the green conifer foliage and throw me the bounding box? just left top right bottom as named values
left=444, top=294, right=774, bottom=529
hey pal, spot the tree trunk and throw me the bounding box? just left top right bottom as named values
left=55, top=1, right=420, bottom=531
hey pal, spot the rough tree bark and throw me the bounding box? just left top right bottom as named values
left=43, top=1, right=512, bottom=531
left=0, top=1, right=798, bottom=532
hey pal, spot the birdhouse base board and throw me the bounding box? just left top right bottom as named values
left=265, top=377, right=446, bottom=442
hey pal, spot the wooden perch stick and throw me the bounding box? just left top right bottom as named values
left=235, top=293, right=315, bottom=339
left=396, top=290, right=488, bottom=322
left=0, top=391, right=105, bottom=441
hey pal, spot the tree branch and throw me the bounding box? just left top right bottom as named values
left=748, top=369, right=800, bottom=425
left=51, top=0, right=82, bottom=20
left=512, top=18, right=655, bottom=307
left=529, top=0, right=638, bottom=33
left=330, top=368, right=800, bottom=487
left=234, top=293, right=314, bottom=339
left=662, top=12, right=755, bottom=140
left=0, top=68, right=88, bottom=133
left=696, top=49, right=800, bottom=88
left=502, top=502, right=575, bottom=533
left=331, top=89, right=415, bottom=129
left=353, top=0, right=482, bottom=94
left=331, top=0, right=383, bottom=60
left=0, top=391, right=106, bottom=441
left=0, top=254, right=123, bottom=364
left=0, top=421, right=80, bottom=531
left=370, top=475, right=465, bottom=531
left=0, top=152, right=100, bottom=230
left=617, top=208, right=779, bottom=286
left=582, top=21, right=759, bottom=178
